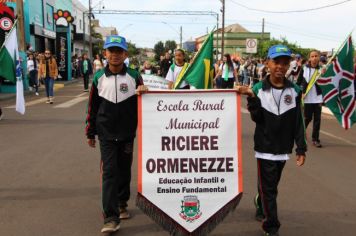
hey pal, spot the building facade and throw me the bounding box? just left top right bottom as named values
left=196, top=23, right=271, bottom=58
left=24, top=0, right=57, bottom=53
left=72, top=0, right=90, bottom=57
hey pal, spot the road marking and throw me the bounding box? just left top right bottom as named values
left=76, top=92, right=87, bottom=98
left=54, top=84, right=64, bottom=91
left=5, top=98, right=48, bottom=108
left=54, top=97, right=87, bottom=108
left=4, top=93, right=87, bottom=109
left=320, top=130, right=356, bottom=147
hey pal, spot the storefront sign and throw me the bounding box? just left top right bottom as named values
left=137, top=91, right=243, bottom=235
left=56, top=34, right=67, bottom=80
left=42, top=28, right=56, bottom=38
left=54, top=9, right=73, bottom=27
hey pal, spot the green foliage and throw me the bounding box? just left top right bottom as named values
left=257, top=37, right=313, bottom=59
left=128, top=42, right=139, bottom=57
left=153, top=41, right=165, bottom=61
left=91, top=27, right=103, bottom=57
left=165, top=40, right=177, bottom=53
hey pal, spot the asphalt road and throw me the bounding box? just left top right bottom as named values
left=0, top=81, right=356, bottom=236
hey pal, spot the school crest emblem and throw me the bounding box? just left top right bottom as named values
left=284, top=94, right=292, bottom=105
left=120, top=83, right=129, bottom=93
left=179, top=195, right=202, bottom=222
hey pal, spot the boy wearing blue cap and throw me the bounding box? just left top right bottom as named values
left=85, top=35, right=147, bottom=233
left=236, top=45, right=307, bottom=236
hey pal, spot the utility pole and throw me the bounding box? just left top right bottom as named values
left=89, top=0, right=92, bottom=58
left=216, top=14, right=219, bottom=61
left=180, top=26, right=182, bottom=49
left=261, top=18, right=265, bottom=41
left=221, top=0, right=225, bottom=57
left=82, top=11, right=85, bottom=55
left=16, top=0, right=25, bottom=51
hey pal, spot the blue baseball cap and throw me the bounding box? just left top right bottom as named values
left=104, top=35, right=128, bottom=51
left=267, top=45, right=292, bottom=59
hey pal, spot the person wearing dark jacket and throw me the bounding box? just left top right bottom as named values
left=80, top=53, right=93, bottom=92
left=235, top=45, right=306, bottom=236
left=85, top=35, right=147, bottom=234
left=160, top=52, right=172, bottom=77
left=296, top=50, right=323, bottom=147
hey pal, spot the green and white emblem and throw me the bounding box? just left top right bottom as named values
left=179, top=195, right=202, bottom=222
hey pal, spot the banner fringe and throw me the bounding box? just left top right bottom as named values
left=136, top=193, right=243, bottom=236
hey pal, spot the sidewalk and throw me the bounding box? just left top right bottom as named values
left=0, top=79, right=80, bottom=102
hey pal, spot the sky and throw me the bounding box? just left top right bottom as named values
left=78, top=0, right=356, bottom=51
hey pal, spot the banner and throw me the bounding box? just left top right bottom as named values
left=141, top=74, right=169, bottom=90
left=137, top=90, right=243, bottom=235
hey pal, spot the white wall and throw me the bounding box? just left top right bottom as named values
left=72, top=0, right=89, bottom=35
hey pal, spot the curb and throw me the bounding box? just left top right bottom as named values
left=0, top=79, right=80, bottom=102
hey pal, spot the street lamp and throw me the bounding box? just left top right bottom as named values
left=162, top=21, right=182, bottom=49
left=119, top=24, right=133, bottom=35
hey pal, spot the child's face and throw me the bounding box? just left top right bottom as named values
left=175, top=51, right=184, bottom=64
left=309, top=51, right=320, bottom=67
left=267, top=56, right=290, bottom=80
left=106, top=47, right=128, bottom=66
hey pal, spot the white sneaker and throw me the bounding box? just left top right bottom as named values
left=35, top=92, right=39, bottom=96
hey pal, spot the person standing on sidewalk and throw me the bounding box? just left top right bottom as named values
left=85, top=35, right=147, bottom=234
left=80, top=53, right=93, bottom=92
left=297, top=50, right=323, bottom=147
left=93, top=54, right=104, bottom=74
left=39, top=50, right=58, bottom=104
left=236, top=45, right=307, bottom=236
left=27, top=53, right=39, bottom=96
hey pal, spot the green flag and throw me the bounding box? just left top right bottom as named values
left=317, top=35, right=355, bottom=129
left=175, top=32, right=214, bottom=89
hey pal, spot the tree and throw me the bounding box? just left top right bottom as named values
left=91, top=26, right=103, bottom=58
left=128, top=42, right=139, bottom=57
left=165, top=40, right=177, bottom=53
left=257, top=37, right=313, bottom=59
left=154, top=41, right=165, bottom=61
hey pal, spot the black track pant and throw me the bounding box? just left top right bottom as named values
left=304, top=103, right=322, bottom=142
left=99, top=139, right=134, bottom=224
left=257, top=158, right=286, bottom=234
left=83, top=73, right=90, bottom=90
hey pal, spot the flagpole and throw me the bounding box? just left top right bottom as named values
left=0, top=19, right=18, bottom=52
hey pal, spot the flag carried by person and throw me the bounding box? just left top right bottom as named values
left=0, top=20, right=25, bottom=114
left=316, top=35, right=355, bottom=129
left=174, top=32, right=214, bottom=89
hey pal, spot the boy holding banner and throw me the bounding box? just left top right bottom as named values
left=236, top=45, right=307, bottom=236
left=165, top=49, right=190, bottom=89
left=297, top=50, right=323, bottom=147
left=85, top=35, right=147, bottom=233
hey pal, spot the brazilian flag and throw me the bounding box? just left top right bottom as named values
left=175, top=32, right=214, bottom=89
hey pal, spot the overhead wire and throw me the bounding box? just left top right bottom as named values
left=228, top=0, right=353, bottom=13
